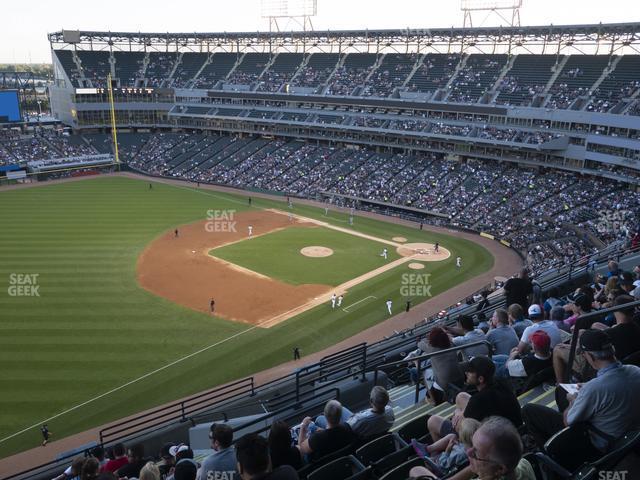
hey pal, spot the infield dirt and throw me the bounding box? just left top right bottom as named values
left=137, top=208, right=451, bottom=327
left=137, top=210, right=330, bottom=325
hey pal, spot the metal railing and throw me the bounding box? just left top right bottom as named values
left=565, top=299, right=640, bottom=383
left=232, top=387, right=342, bottom=439
left=98, top=377, right=254, bottom=445
left=374, top=340, right=493, bottom=404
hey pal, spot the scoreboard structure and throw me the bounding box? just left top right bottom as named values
left=0, top=90, right=22, bottom=123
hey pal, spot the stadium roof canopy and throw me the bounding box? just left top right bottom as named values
left=49, top=22, right=640, bottom=55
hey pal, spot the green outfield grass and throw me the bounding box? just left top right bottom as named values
left=0, top=176, right=493, bottom=459
left=212, top=225, right=400, bottom=286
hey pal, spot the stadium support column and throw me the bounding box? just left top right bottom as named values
left=107, top=73, right=120, bottom=170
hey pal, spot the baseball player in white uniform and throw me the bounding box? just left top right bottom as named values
left=324, top=206, right=329, bottom=216
left=380, top=248, right=388, bottom=260
left=456, top=256, right=462, bottom=268
left=337, top=295, right=343, bottom=307
left=248, top=225, right=253, bottom=236
left=331, top=293, right=337, bottom=309
left=385, top=299, right=393, bottom=315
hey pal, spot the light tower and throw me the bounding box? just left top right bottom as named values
left=261, top=0, right=317, bottom=32
left=461, top=0, right=522, bottom=28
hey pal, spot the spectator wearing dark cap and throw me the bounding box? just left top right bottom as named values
left=236, top=434, right=298, bottom=480
left=174, top=458, right=198, bottom=480
left=515, top=304, right=562, bottom=356
left=523, top=329, right=640, bottom=450
left=562, top=292, right=593, bottom=330
left=427, top=356, right=522, bottom=443
left=158, top=443, right=176, bottom=478
left=198, top=424, right=237, bottom=480
left=619, top=271, right=640, bottom=299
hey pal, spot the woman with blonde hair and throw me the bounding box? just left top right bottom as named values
left=412, top=418, right=481, bottom=474
left=139, top=462, right=161, bottom=480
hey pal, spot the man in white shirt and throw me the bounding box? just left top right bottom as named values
left=515, top=305, right=562, bottom=355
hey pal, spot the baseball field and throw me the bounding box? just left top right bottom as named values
left=0, top=175, right=494, bottom=458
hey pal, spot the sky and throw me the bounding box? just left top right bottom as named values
left=1, top=0, right=638, bottom=63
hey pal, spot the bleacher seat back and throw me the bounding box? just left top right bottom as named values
left=396, top=413, right=431, bottom=443
left=588, top=430, right=640, bottom=471
left=298, top=443, right=356, bottom=479
left=307, top=455, right=365, bottom=480
left=355, top=433, right=403, bottom=466
left=544, top=423, right=600, bottom=472
left=370, top=444, right=415, bottom=476
left=622, top=351, right=640, bottom=367
left=378, top=457, right=425, bottom=480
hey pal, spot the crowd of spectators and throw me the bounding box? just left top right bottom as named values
left=45, top=263, right=640, bottom=480
left=68, top=129, right=640, bottom=275
left=0, top=129, right=102, bottom=165
left=325, top=65, right=370, bottom=96
left=446, top=57, right=504, bottom=104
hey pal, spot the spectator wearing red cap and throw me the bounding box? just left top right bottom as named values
left=494, top=330, right=553, bottom=379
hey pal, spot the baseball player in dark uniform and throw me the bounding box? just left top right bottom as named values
left=41, top=424, right=51, bottom=446
left=210, top=299, right=215, bottom=313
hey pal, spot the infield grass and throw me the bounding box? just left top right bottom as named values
left=212, top=225, right=400, bottom=286
left=0, top=176, right=493, bottom=459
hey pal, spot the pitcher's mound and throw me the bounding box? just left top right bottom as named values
left=397, top=242, right=451, bottom=261
left=408, top=262, right=425, bottom=270
left=392, top=236, right=407, bottom=242
left=301, top=246, right=334, bottom=258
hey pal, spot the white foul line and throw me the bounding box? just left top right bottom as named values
left=342, top=295, right=377, bottom=312
left=0, top=325, right=258, bottom=446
